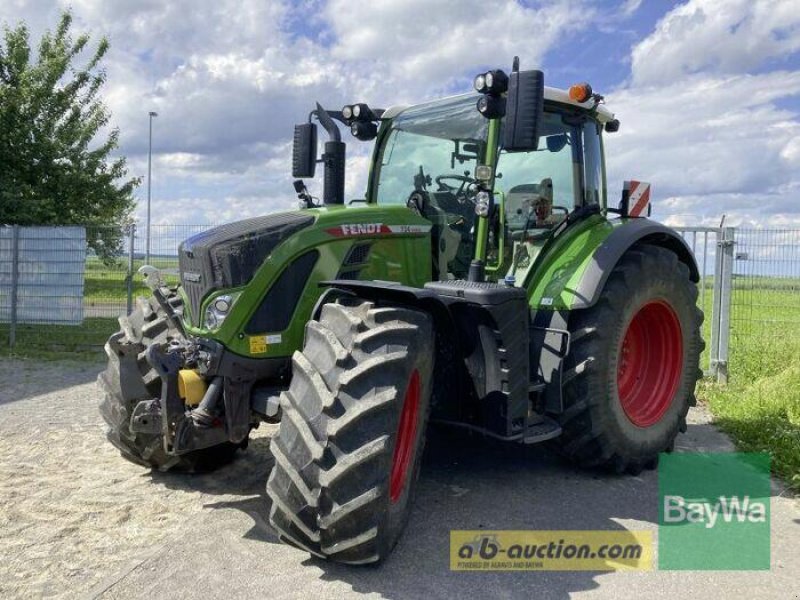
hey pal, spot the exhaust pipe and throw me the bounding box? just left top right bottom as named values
left=315, top=103, right=345, bottom=205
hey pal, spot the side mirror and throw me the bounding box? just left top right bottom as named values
left=503, top=69, right=544, bottom=152
left=292, top=123, right=317, bottom=178
left=546, top=134, right=568, bottom=153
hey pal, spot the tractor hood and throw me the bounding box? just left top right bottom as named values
left=178, top=211, right=315, bottom=323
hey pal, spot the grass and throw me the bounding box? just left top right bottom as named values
left=698, top=302, right=800, bottom=492
left=0, top=318, right=118, bottom=360
left=83, top=257, right=179, bottom=302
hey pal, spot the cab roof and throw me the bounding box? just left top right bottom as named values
left=384, top=86, right=615, bottom=123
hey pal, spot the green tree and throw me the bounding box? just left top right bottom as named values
left=0, top=11, right=139, bottom=260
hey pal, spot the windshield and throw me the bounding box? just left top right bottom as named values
left=373, top=94, right=488, bottom=204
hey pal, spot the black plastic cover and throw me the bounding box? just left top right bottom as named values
left=323, top=140, right=346, bottom=205
left=245, top=250, right=319, bottom=333
left=503, top=70, right=545, bottom=152
left=292, top=123, right=317, bottom=178
left=424, top=279, right=526, bottom=306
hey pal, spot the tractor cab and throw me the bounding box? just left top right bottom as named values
left=363, top=85, right=612, bottom=286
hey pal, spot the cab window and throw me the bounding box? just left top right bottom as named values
left=495, top=112, right=579, bottom=234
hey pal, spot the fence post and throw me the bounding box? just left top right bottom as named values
left=715, top=227, right=735, bottom=384
left=9, top=225, right=20, bottom=349
left=126, top=224, right=136, bottom=315
left=709, top=228, right=723, bottom=380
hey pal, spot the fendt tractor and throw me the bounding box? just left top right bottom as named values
left=99, top=58, right=703, bottom=564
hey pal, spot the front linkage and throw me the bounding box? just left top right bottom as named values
left=137, top=324, right=283, bottom=457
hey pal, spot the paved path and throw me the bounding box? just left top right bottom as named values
left=1, top=359, right=797, bottom=599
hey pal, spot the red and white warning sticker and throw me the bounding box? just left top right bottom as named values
left=626, top=181, right=651, bottom=217
left=325, top=223, right=432, bottom=237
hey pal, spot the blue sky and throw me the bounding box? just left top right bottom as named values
left=2, top=0, right=800, bottom=228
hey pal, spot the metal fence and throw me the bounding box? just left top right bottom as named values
left=728, top=229, right=800, bottom=381
left=672, top=227, right=720, bottom=376
left=673, top=226, right=800, bottom=383
left=0, top=224, right=214, bottom=354
left=1, top=222, right=799, bottom=384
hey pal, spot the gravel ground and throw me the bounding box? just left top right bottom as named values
left=0, top=358, right=276, bottom=599
left=1, top=358, right=798, bottom=600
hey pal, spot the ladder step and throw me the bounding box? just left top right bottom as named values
left=522, top=415, right=562, bottom=444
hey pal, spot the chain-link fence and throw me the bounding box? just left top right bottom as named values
left=729, top=229, right=800, bottom=381
left=673, top=227, right=720, bottom=378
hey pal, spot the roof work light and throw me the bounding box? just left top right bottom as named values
left=474, top=69, right=509, bottom=95
left=474, top=68, right=509, bottom=119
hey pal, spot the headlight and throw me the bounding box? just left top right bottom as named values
left=341, top=105, right=353, bottom=120
left=473, top=70, right=508, bottom=95
left=350, top=120, right=378, bottom=141
left=476, top=94, right=505, bottom=119
left=475, top=190, right=491, bottom=217
left=204, top=293, right=239, bottom=330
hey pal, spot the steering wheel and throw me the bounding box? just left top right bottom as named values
left=435, top=174, right=476, bottom=203
left=436, top=174, right=472, bottom=191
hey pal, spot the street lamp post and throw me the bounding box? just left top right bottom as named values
left=146, top=111, right=158, bottom=264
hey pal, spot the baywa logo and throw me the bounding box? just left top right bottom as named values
left=663, top=494, right=767, bottom=529
left=658, top=452, right=771, bottom=570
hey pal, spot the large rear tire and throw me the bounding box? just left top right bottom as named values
left=266, top=299, right=433, bottom=564
left=553, top=244, right=704, bottom=474
left=98, top=292, right=244, bottom=472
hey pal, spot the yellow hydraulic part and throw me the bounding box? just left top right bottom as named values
left=177, top=369, right=207, bottom=407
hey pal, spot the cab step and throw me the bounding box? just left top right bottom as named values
left=523, top=414, right=562, bottom=444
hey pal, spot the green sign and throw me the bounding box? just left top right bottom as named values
left=659, top=453, right=770, bottom=570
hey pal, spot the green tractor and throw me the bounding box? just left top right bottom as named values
left=98, top=59, right=703, bottom=564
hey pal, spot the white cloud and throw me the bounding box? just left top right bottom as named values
left=620, top=0, right=643, bottom=17
left=3, top=0, right=598, bottom=223
left=326, top=0, right=593, bottom=93
left=631, top=0, right=800, bottom=85
left=606, top=0, right=800, bottom=226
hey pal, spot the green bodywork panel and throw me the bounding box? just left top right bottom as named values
left=182, top=205, right=432, bottom=358
left=524, top=214, right=626, bottom=310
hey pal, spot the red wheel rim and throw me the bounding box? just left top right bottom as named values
left=389, top=370, right=420, bottom=503
left=617, top=300, right=683, bottom=427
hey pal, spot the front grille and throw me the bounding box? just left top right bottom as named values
left=178, top=212, right=315, bottom=325
left=179, top=251, right=208, bottom=325
left=343, top=242, right=371, bottom=266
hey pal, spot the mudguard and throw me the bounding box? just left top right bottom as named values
left=528, top=217, right=699, bottom=311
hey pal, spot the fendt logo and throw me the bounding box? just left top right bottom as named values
left=341, top=223, right=387, bottom=235
left=326, top=223, right=388, bottom=237
left=325, top=223, right=432, bottom=238
left=663, top=495, right=767, bottom=529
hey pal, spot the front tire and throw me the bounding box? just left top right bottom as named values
left=266, top=299, right=434, bottom=564
left=554, top=244, right=704, bottom=473
left=98, top=292, right=244, bottom=472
